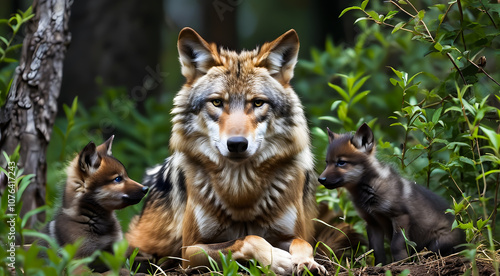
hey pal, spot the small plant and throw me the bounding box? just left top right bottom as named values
left=0, top=7, right=34, bottom=105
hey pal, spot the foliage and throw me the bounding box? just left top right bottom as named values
left=0, top=7, right=33, bottom=106
left=297, top=0, right=499, bottom=268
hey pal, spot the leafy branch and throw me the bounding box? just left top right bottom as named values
left=340, top=0, right=500, bottom=87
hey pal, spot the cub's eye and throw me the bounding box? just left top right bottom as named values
left=253, top=99, right=264, bottom=107
left=113, top=176, right=123, bottom=183
left=212, top=99, right=223, bottom=107
left=336, top=160, right=347, bottom=167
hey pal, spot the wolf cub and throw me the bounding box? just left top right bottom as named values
left=45, top=136, right=148, bottom=266
left=318, top=123, right=465, bottom=264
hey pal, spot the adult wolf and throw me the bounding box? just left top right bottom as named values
left=127, top=27, right=345, bottom=274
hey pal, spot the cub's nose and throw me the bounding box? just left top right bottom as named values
left=227, top=137, right=248, bottom=153
left=318, top=177, right=326, bottom=184
left=142, top=186, right=149, bottom=193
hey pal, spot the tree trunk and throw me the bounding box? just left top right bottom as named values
left=0, top=0, right=72, bottom=228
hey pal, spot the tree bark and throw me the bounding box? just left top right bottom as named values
left=0, top=0, right=72, bottom=228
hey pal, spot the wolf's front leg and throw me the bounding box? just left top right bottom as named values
left=367, top=224, right=387, bottom=265
left=184, top=235, right=293, bottom=275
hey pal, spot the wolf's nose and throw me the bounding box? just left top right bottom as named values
left=142, top=186, right=149, bottom=193
left=318, top=177, right=326, bottom=184
left=227, top=137, right=248, bottom=153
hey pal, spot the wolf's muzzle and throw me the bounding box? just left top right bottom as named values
left=122, top=186, right=149, bottom=205
left=227, top=136, right=248, bottom=153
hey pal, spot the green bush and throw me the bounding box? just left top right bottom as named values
left=295, top=0, right=499, bottom=268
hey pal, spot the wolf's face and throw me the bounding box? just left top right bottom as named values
left=319, top=124, right=375, bottom=190
left=74, top=136, right=149, bottom=210
left=170, top=28, right=308, bottom=164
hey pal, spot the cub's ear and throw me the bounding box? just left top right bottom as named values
left=327, top=127, right=336, bottom=144
left=79, top=142, right=102, bottom=174
left=177, top=27, right=220, bottom=83
left=97, top=135, right=114, bottom=156
left=351, top=123, right=374, bottom=153
left=256, top=29, right=300, bottom=85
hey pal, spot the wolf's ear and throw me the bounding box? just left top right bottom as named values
left=351, top=123, right=374, bottom=153
left=79, top=142, right=102, bottom=174
left=257, top=29, right=299, bottom=85
left=177, top=27, right=220, bottom=83
left=327, top=127, right=336, bottom=144
left=96, top=135, right=114, bottom=156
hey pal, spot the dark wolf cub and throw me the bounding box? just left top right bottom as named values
left=318, top=123, right=465, bottom=264
left=45, top=136, right=148, bottom=263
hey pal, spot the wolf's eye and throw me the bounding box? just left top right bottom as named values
left=113, top=176, right=123, bottom=183
left=253, top=100, right=264, bottom=107
left=212, top=99, right=223, bottom=107
left=336, top=160, right=347, bottom=167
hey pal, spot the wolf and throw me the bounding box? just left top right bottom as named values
left=318, top=123, right=466, bottom=264
left=45, top=136, right=148, bottom=263
left=125, top=27, right=358, bottom=274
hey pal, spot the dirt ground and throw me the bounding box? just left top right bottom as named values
left=128, top=251, right=499, bottom=275
left=327, top=251, right=500, bottom=276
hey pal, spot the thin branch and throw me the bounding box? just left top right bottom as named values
left=446, top=53, right=468, bottom=85
left=457, top=0, right=467, bottom=51
left=389, top=0, right=414, bottom=18
left=421, top=95, right=452, bottom=109
left=467, top=57, right=500, bottom=87
left=479, top=0, right=498, bottom=29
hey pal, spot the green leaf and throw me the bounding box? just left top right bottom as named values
left=354, top=17, right=371, bottom=24
left=1, top=58, right=18, bottom=63
left=328, top=82, right=349, bottom=102
left=0, top=36, right=8, bottom=46
left=311, top=127, right=327, bottom=141
left=431, top=107, right=443, bottom=124
left=6, top=43, right=22, bottom=53
left=459, top=156, right=476, bottom=167
left=417, top=10, right=425, bottom=20
left=434, top=42, right=443, bottom=52
left=351, top=90, right=370, bottom=105
left=360, top=0, right=369, bottom=10
left=476, top=170, right=500, bottom=180
left=392, top=22, right=405, bottom=34
left=479, top=126, right=500, bottom=151
left=351, top=75, right=371, bottom=95
left=366, top=10, right=380, bottom=21
left=339, top=6, right=362, bottom=18
left=318, top=116, right=342, bottom=125
left=407, top=72, right=422, bottom=85
left=384, top=10, right=399, bottom=21
left=330, top=100, right=342, bottom=111
left=476, top=218, right=489, bottom=230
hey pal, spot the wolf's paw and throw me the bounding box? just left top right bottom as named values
left=267, top=247, right=293, bottom=275
left=292, top=256, right=328, bottom=275
left=239, top=235, right=293, bottom=275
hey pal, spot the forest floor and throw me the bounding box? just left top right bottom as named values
left=127, top=250, right=499, bottom=276
left=332, top=253, right=499, bottom=276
